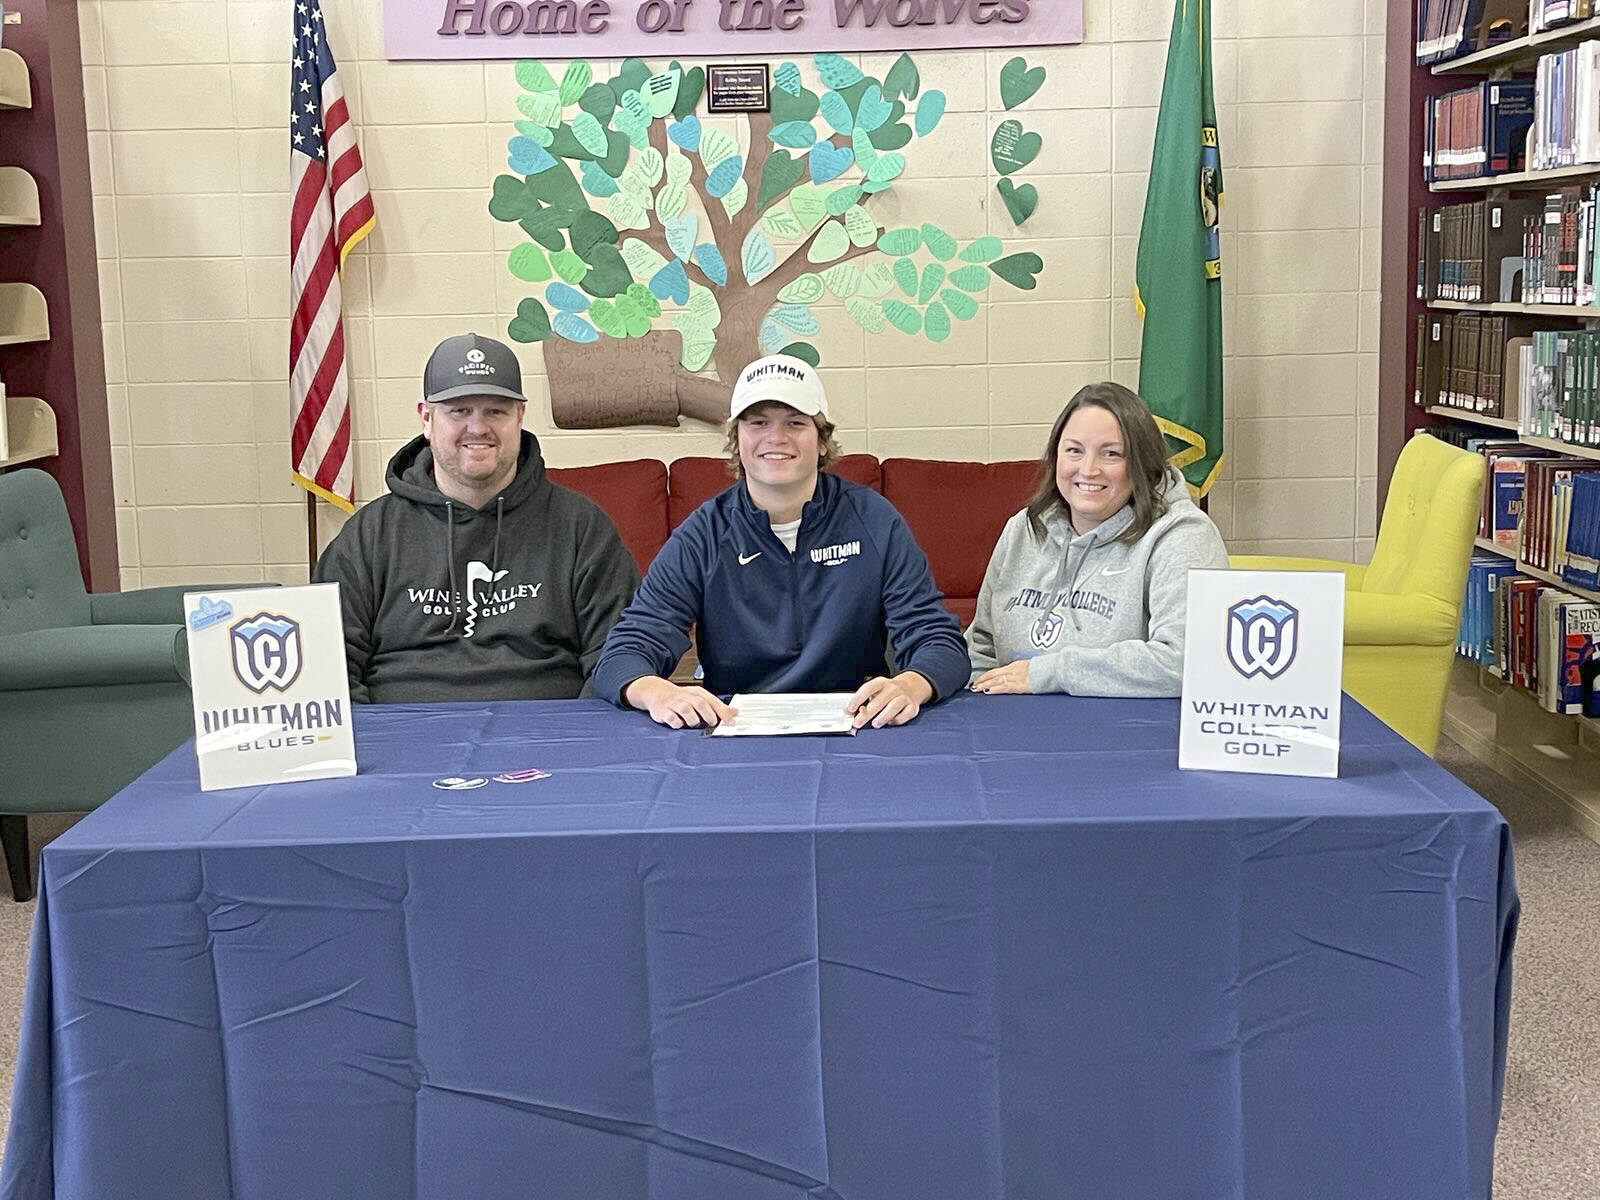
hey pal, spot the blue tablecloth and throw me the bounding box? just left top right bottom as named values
left=1, top=693, right=1517, bottom=1200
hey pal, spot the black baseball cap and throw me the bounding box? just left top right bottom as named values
left=422, top=333, right=528, bottom=405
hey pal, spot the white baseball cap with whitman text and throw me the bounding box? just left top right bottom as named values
left=728, top=354, right=830, bottom=421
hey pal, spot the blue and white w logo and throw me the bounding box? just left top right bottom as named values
left=1225, top=596, right=1299, bottom=681
left=229, top=613, right=304, bottom=694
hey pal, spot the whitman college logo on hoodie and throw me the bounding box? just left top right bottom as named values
left=409, top=561, right=543, bottom=638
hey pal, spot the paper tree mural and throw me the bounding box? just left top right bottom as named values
left=490, top=53, right=1043, bottom=429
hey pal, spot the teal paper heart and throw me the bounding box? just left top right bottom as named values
left=855, top=85, right=892, bottom=133
left=809, top=141, right=855, bottom=183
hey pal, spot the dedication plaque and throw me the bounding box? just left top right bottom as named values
left=706, top=63, right=771, bottom=113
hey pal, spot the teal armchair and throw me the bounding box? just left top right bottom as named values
left=0, top=469, right=262, bottom=900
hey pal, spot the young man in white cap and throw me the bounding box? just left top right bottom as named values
left=592, top=354, right=969, bottom=728
left=313, top=332, right=639, bottom=702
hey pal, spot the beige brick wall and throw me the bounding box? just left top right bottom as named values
left=82, top=0, right=1385, bottom=588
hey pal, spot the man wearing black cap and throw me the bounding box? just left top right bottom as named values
left=312, top=333, right=639, bottom=702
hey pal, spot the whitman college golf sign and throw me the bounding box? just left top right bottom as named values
left=385, top=0, right=1082, bottom=56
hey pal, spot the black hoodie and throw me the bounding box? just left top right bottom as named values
left=313, top=431, right=640, bottom=702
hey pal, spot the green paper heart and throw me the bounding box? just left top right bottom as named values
left=757, top=150, right=807, bottom=211
left=924, top=301, right=950, bottom=343
left=560, top=61, right=593, bottom=106
left=989, top=251, right=1044, bottom=291
left=508, top=297, right=553, bottom=343
left=670, top=62, right=704, bottom=118
left=882, top=299, right=921, bottom=335
left=883, top=53, right=920, bottom=102
left=588, top=297, right=626, bottom=338
left=865, top=151, right=905, bottom=184
left=940, top=288, right=978, bottom=320
left=997, top=177, right=1038, bottom=225
left=821, top=263, right=860, bottom=298
left=825, top=184, right=865, bottom=216
left=920, top=223, right=957, bottom=260
left=644, top=69, right=681, bottom=119
left=892, top=256, right=918, bottom=297
left=808, top=219, right=851, bottom=264
left=790, top=184, right=828, bottom=231
left=991, top=119, right=1041, bottom=176
left=778, top=341, right=821, bottom=366
left=844, top=205, right=877, bottom=248
left=999, top=56, right=1046, bottom=110
left=551, top=249, right=588, bottom=283
left=844, top=296, right=885, bottom=332
left=626, top=282, right=661, bottom=319
left=917, top=263, right=946, bottom=305
left=577, top=83, right=617, bottom=122
left=508, top=243, right=552, bottom=283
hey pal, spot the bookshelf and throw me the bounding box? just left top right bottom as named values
left=0, top=0, right=116, bottom=589
left=1385, top=1, right=1600, bottom=833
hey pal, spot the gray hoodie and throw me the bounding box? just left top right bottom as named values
left=965, top=470, right=1229, bottom=697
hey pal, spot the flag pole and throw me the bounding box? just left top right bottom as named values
left=306, top=492, right=318, bottom=576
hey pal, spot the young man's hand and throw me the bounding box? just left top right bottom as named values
left=624, top=676, right=738, bottom=729
left=845, top=671, right=933, bottom=729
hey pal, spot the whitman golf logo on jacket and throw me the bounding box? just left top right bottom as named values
left=407, top=561, right=544, bottom=639
left=810, top=540, right=862, bottom=566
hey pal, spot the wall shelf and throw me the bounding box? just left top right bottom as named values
left=0, top=282, right=48, bottom=345
left=1474, top=534, right=1600, bottom=601
left=1425, top=406, right=1521, bottom=429
left=0, top=166, right=40, bottom=226
left=0, top=394, right=57, bottom=468
left=0, top=48, right=29, bottom=110
left=1431, top=14, right=1600, bottom=74
left=1430, top=161, right=1600, bottom=192
left=1429, top=299, right=1600, bottom=315
left=1522, top=433, right=1600, bottom=460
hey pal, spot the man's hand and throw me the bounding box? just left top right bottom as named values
left=971, top=660, right=1030, bottom=694
left=845, top=671, right=933, bottom=729
left=624, top=676, right=738, bottom=729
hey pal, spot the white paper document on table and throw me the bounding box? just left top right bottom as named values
left=709, top=693, right=858, bottom=736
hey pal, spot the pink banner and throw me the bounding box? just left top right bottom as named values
left=384, top=0, right=1082, bottom=59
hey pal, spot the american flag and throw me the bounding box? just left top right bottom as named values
left=289, top=3, right=374, bottom=513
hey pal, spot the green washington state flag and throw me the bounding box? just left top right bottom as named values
left=1135, top=0, right=1224, bottom=497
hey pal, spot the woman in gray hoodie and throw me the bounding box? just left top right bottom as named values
left=967, top=382, right=1229, bottom=697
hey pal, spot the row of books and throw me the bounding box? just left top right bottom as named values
left=1517, top=187, right=1599, bottom=304
left=1532, top=0, right=1598, bottom=35
left=1476, top=441, right=1600, bottom=587
left=1460, top=551, right=1600, bottom=716
left=1415, top=0, right=1528, bottom=64
left=1414, top=311, right=1527, bottom=416
left=1529, top=44, right=1600, bottom=169
left=1460, top=550, right=1600, bottom=711
left=1424, top=80, right=1536, bottom=180
left=1521, top=327, right=1600, bottom=443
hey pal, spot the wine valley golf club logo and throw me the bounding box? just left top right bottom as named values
left=229, top=613, right=304, bottom=694
left=1225, top=595, right=1299, bottom=681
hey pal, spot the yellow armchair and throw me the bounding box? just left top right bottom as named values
left=1230, top=434, right=1485, bottom=755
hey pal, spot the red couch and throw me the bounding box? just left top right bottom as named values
left=548, top=455, right=1040, bottom=626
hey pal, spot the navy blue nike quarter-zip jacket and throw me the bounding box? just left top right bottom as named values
left=592, top=472, right=970, bottom=704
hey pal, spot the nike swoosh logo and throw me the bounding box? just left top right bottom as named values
left=1101, top=565, right=1132, bottom=576
left=738, top=551, right=761, bottom=565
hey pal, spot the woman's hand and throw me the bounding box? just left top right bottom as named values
left=971, top=660, right=1030, bottom=695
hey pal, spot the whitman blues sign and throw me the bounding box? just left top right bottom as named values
left=184, top=584, right=356, bottom=792
left=1179, top=570, right=1345, bottom=779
